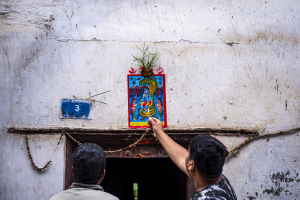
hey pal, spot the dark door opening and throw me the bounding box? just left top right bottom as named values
left=101, top=158, right=186, bottom=200
left=65, top=134, right=195, bottom=199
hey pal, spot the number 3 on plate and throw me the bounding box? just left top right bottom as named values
left=75, top=105, right=80, bottom=112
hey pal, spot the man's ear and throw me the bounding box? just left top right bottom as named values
left=97, top=169, right=106, bottom=185
left=72, top=166, right=74, bottom=176
left=187, top=159, right=196, bottom=171
left=101, top=169, right=106, bottom=180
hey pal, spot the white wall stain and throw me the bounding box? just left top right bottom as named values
left=0, top=0, right=300, bottom=199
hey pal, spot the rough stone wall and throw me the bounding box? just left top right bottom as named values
left=0, top=0, right=299, bottom=199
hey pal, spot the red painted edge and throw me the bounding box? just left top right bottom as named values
left=127, top=74, right=131, bottom=128
left=162, top=74, right=167, bottom=128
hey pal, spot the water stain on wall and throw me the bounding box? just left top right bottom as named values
left=246, top=170, right=300, bottom=199
left=221, top=30, right=299, bottom=45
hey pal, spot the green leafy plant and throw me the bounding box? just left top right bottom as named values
left=132, top=43, right=161, bottom=77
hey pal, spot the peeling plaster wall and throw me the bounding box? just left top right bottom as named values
left=0, top=0, right=299, bottom=199
left=224, top=132, right=300, bottom=200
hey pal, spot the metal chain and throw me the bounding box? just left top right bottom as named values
left=25, top=132, right=64, bottom=171
left=104, top=130, right=150, bottom=153
left=62, top=130, right=150, bottom=153
left=62, top=130, right=82, bottom=146
left=224, top=129, right=300, bottom=161
left=26, top=128, right=299, bottom=170
left=26, top=130, right=151, bottom=171
left=226, top=136, right=254, bottom=161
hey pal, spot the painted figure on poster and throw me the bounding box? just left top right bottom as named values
left=138, top=78, right=158, bottom=118
left=140, top=86, right=152, bottom=112
left=156, top=98, right=163, bottom=121
left=156, top=89, right=161, bottom=97
left=130, top=98, right=137, bottom=120
left=132, top=89, right=140, bottom=98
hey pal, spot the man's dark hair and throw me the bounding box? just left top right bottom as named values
left=189, top=135, right=228, bottom=178
left=72, top=143, right=106, bottom=184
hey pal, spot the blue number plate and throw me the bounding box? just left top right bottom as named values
left=60, top=99, right=93, bottom=119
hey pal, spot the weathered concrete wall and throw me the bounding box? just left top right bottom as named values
left=0, top=0, right=299, bottom=199
left=0, top=134, right=65, bottom=199
left=224, top=132, right=300, bottom=199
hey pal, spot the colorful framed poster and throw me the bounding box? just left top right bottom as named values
left=128, top=74, right=167, bottom=128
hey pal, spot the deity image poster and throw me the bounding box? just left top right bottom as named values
left=128, top=74, right=167, bottom=128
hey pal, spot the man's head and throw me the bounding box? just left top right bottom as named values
left=188, top=135, right=228, bottom=178
left=72, top=143, right=106, bottom=184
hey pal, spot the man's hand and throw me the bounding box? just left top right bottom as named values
left=147, top=117, right=189, bottom=176
left=147, top=117, right=163, bottom=138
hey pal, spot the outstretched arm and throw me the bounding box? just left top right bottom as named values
left=147, top=117, right=189, bottom=176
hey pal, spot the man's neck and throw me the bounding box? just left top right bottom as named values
left=193, top=174, right=222, bottom=192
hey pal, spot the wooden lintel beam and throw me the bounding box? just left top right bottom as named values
left=7, top=127, right=258, bottom=136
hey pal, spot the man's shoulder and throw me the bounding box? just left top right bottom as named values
left=49, top=188, right=119, bottom=200
left=97, top=191, right=119, bottom=200
left=49, top=190, right=70, bottom=200
left=193, top=185, right=232, bottom=200
left=100, top=191, right=119, bottom=200
left=192, top=175, right=237, bottom=200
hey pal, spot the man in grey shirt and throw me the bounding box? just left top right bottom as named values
left=50, top=143, right=118, bottom=200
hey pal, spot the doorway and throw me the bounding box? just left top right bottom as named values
left=64, top=132, right=196, bottom=200
left=102, top=158, right=186, bottom=200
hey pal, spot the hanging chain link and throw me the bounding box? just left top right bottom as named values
left=25, top=127, right=300, bottom=171
left=62, top=130, right=82, bottom=146
left=25, top=129, right=151, bottom=171
left=25, top=132, right=64, bottom=171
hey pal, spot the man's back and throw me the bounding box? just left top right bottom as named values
left=192, top=175, right=237, bottom=200
left=50, top=183, right=118, bottom=200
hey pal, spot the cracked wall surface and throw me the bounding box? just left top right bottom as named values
left=0, top=0, right=299, bottom=199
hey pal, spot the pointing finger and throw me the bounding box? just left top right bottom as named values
left=152, top=118, right=159, bottom=122
left=148, top=117, right=153, bottom=123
